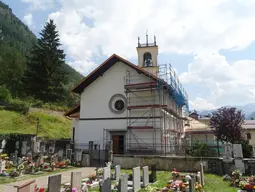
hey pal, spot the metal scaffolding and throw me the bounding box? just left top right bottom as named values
left=124, top=63, right=189, bottom=154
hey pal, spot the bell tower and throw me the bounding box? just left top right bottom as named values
left=137, top=33, right=159, bottom=75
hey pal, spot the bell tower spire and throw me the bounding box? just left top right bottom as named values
left=136, top=32, right=159, bottom=75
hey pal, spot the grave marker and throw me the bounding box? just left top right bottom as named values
left=133, top=166, right=141, bottom=192
left=103, top=166, right=111, bottom=179
left=233, top=144, right=243, bottom=158
left=57, top=149, right=64, bottom=161
left=81, top=154, right=90, bottom=167
left=115, top=165, right=121, bottom=180
left=200, top=162, right=205, bottom=186
left=21, top=141, right=27, bottom=156
left=118, top=173, right=128, bottom=192
left=75, top=149, right=82, bottom=162
left=48, top=174, right=61, bottom=192
left=142, top=166, right=149, bottom=187
left=223, top=143, right=232, bottom=162
left=197, top=171, right=201, bottom=184
left=14, top=179, right=35, bottom=192
left=235, top=159, right=245, bottom=173
left=150, top=164, right=157, bottom=182
left=99, top=177, right=111, bottom=192
left=66, top=149, right=72, bottom=160
left=71, top=172, right=82, bottom=191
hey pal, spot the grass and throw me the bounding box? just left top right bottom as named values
left=0, top=110, right=71, bottom=139
left=0, top=167, right=76, bottom=184
left=89, top=170, right=238, bottom=192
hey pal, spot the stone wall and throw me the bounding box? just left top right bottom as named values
left=113, top=155, right=255, bottom=175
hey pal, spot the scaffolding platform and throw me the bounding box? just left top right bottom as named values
left=127, top=126, right=153, bottom=129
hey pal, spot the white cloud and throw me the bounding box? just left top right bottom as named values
left=23, top=13, right=33, bottom=26
left=43, top=0, right=255, bottom=108
left=47, top=0, right=255, bottom=75
left=180, top=53, right=255, bottom=108
left=22, top=0, right=55, bottom=11
left=189, top=97, right=217, bottom=110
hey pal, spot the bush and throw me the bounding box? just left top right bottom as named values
left=186, top=140, right=217, bottom=157
left=4, top=98, right=29, bottom=114
left=0, top=86, right=12, bottom=103
left=241, top=140, right=253, bottom=158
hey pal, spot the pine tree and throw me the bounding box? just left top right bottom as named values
left=23, top=19, right=68, bottom=102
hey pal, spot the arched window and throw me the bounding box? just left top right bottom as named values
left=247, top=133, right=252, bottom=140
left=143, top=52, right=152, bottom=67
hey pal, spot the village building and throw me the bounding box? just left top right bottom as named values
left=64, top=35, right=189, bottom=155
left=185, top=112, right=255, bottom=156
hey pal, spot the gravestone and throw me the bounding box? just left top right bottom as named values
left=115, top=165, right=121, bottom=180
left=223, top=143, right=232, bottom=162
left=118, top=174, right=128, bottom=192
left=103, top=166, right=111, bottom=179
left=75, top=149, right=82, bottom=162
left=66, top=149, right=72, bottom=160
left=133, top=166, right=141, bottom=192
left=14, top=179, right=35, bottom=192
left=21, top=141, right=27, bottom=156
left=233, top=144, right=243, bottom=158
left=235, top=159, right=245, bottom=173
left=200, top=163, right=204, bottom=186
left=250, top=164, right=255, bottom=175
left=48, top=174, right=61, bottom=192
left=57, top=149, right=64, bottom=161
left=39, top=142, right=46, bottom=153
left=142, top=166, right=149, bottom=187
left=71, top=172, right=82, bottom=191
left=81, top=154, right=90, bottom=167
left=188, top=179, right=194, bottom=192
left=197, top=171, right=201, bottom=184
left=100, top=177, right=111, bottom=192
left=150, top=164, right=157, bottom=182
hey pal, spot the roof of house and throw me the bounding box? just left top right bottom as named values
left=64, top=104, right=80, bottom=118
left=72, top=54, right=159, bottom=94
left=185, top=117, right=212, bottom=133
left=242, top=120, right=255, bottom=130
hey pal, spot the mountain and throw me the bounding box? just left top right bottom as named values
left=198, top=103, right=255, bottom=119
left=0, top=1, right=83, bottom=105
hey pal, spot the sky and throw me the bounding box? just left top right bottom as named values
left=4, top=0, right=255, bottom=111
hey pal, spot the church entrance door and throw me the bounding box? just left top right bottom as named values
left=112, top=135, right=124, bottom=154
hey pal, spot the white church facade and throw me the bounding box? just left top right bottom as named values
left=64, top=35, right=189, bottom=155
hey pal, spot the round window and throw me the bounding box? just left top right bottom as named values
left=114, top=100, right=125, bottom=111
left=109, top=94, right=127, bottom=114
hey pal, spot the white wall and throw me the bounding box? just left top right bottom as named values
left=76, top=62, right=154, bottom=148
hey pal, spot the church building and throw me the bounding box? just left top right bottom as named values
left=64, top=35, right=189, bottom=155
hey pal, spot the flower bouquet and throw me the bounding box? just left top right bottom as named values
left=194, top=182, right=202, bottom=192
left=232, top=169, right=242, bottom=179
left=9, top=169, right=19, bottom=178
left=172, top=168, right=180, bottom=180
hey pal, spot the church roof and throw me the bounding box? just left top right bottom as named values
left=72, top=54, right=159, bottom=94
left=64, top=104, right=80, bottom=118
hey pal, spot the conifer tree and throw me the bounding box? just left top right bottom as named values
left=23, top=19, right=68, bottom=102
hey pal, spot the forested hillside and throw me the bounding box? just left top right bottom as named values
left=0, top=0, right=83, bottom=110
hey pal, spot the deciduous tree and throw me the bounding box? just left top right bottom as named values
left=209, top=107, right=245, bottom=144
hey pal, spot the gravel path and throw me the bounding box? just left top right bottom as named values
left=0, top=167, right=96, bottom=192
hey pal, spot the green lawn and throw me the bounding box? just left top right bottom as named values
left=89, top=170, right=238, bottom=192
left=0, top=110, right=71, bottom=139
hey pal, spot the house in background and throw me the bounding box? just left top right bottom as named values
left=64, top=35, right=189, bottom=155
